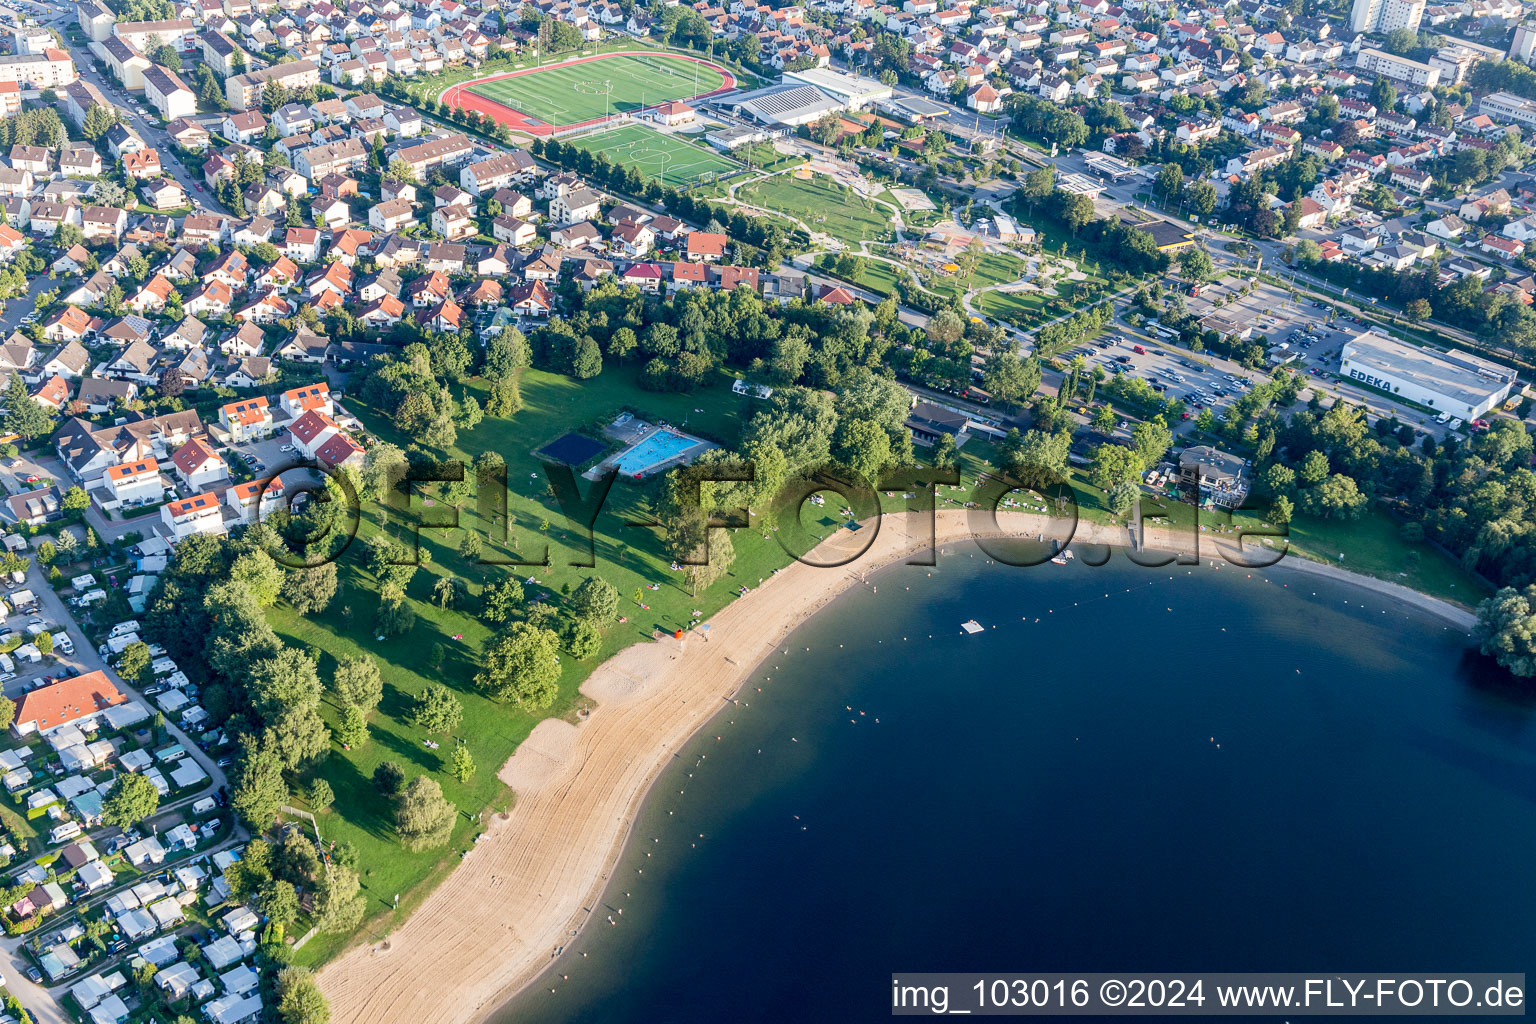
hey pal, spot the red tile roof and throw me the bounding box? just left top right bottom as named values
left=171, top=437, right=223, bottom=476
left=289, top=408, right=337, bottom=446
left=14, top=671, right=127, bottom=733
left=105, top=457, right=158, bottom=482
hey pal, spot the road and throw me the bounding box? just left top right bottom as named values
left=48, top=23, right=227, bottom=218
left=0, top=273, right=56, bottom=336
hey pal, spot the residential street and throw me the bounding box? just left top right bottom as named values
left=49, top=22, right=229, bottom=219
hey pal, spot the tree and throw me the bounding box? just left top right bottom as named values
left=335, top=702, right=368, bottom=748
left=2, top=375, right=51, bottom=440
left=981, top=351, right=1041, bottom=408
left=157, top=364, right=185, bottom=397
left=486, top=375, right=522, bottom=417
left=276, top=966, right=330, bottom=1024
left=409, top=683, right=463, bottom=733
left=231, top=735, right=289, bottom=828
left=1107, top=478, right=1141, bottom=517
left=1405, top=297, right=1432, bottom=321
left=1155, top=162, right=1184, bottom=201
left=394, top=776, right=457, bottom=850
left=384, top=157, right=419, bottom=185
left=307, top=778, right=334, bottom=812
left=1088, top=442, right=1143, bottom=490
left=431, top=575, right=466, bottom=609
left=570, top=577, right=619, bottom=624
left=1092, top=405, right=1116, bottom=434
left=1369, top=76, right=1397, bottom=114
left=259, top=879, right=300, bottom=928
left=314, top=863, right=366, bottom=934
left=1269, top=494, right=1294, bottom=524
left=102, top=772, right=159, bottom=828
left=62, top=486, right=88, bottom=513
left=117, top=641, right=152, bottom=683
left=564, top=619, right=600, bottom=659
left=230, top=550, right=283, bottom=607
left=446, top=743, right=475, bottom=782
left=377, top=592, right=416, bottom=637
left=0, top=696, right=14, bottom=732
left=248, top=648, right=322, bottom=724
left=1476, top=585, right=1536, bottom=676
left=1178, top=247, right=1214, bottom=284
left=280, top=561, right=337, bottom=614
left=1185, top=180, right=1219, bottom=218
left=1305, top=473, right=1367, bottom=519
left=475, top=622, right=561, bottom=708
left=1130, top=417, right=1174, bottom=468
left=480, top=578, right=525, bottom=624
left=930, top=431, right=958, bottom=470
left=1058, top=192, right=1096, bottom=234
left=373, top=760, right=406, bottom=796
left=35, top=631, right=51, bottom=657
left=833, top=417, right=892, bottom=484
left=150, top=43, right=182, bottom=71
left=332, top=656, right=383, bottom=716
left=269, top=704, right=330, bottom=772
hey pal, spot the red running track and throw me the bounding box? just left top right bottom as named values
left=440, top=51, right=737, bottom=137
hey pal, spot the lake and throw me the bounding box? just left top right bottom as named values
left=501, top=551, right=1534, bottom=1023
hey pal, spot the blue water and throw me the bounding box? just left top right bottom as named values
left=614, top=429, right=696, bottom=476
left=502, top=552, right=1536, bottom=1024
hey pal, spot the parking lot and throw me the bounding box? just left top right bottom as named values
left=1059, top=326, right=1261, bottom=432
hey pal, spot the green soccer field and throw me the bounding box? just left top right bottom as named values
left=563, top=124, right=739, bottom=187
left=465, top=53, right=729, bottom=127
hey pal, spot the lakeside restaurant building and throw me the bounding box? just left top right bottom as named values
left=1179, top=445, right=1249, bottom=507
left=1338, top=331, right=1516, bottom=421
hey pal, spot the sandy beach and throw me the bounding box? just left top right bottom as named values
left=315, top=509, right=1473, bottom=1024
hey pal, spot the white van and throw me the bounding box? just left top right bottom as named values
left=49, top=821, right=81, bottom=844
left=108, top=620, right=141, bottom=639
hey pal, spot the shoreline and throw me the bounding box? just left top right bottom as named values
left=315, top=512, right=1475, bottom=1024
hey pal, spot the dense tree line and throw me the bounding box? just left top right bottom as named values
left=0, top=108, right=64, bottom=149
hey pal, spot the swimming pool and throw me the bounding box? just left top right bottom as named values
left=614, top=429, right=697, bottom=476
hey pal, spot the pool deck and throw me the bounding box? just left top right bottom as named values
left=588, top=421, right=716, bottom=480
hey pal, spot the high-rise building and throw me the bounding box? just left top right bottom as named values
left=1349, top=0, right=1425, bottom=34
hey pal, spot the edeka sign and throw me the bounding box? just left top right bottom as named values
left=1347, top=367, right=1394, bottom=392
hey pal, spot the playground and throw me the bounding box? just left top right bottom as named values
left=736, top=172, right=895, bottom=247
left=444, top=51, right=735, bottom=136
left=562, top=123, right=740, bottom=187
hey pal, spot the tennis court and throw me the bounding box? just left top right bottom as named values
left=447, top=52, right=735, bottom=136
left=564, top=124, right=740, bottom=187
left=536, top=432, right=608, bottom=467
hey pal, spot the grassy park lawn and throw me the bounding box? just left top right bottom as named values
left=562, top=124, right=739, bottom=187
left=464, top=52, right=727, bottom=126
left=280, top=359, right=1483, bottom=966
left=930, top=251, right=1025, bottom=302
left=736, top=174, right=894, bottom=247
left=976, top=288, right=1046, bottom=322
left=281, top=363, right=806, bottom=966
left=1286, top=507, right=1490, bottom=606
left=832, top=258, right=904, bottom=297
